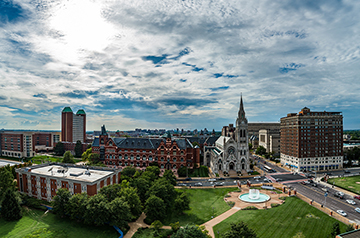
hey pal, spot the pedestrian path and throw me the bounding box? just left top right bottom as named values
left=123, top=213, right=149, bottom=238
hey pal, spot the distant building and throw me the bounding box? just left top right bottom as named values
left=280, top=107, right=343, bottom=172
left=258, top=129, right=280, bottom=156
left=61, top=107, right=86, bottom=143
left=92, top=125, right=200, bottom=173
left=16, top=163, right=121, bottom=201
left=0, top=131, right=60, bottom=158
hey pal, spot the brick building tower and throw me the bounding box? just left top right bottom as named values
left=61, top=107, right=86, bottom=142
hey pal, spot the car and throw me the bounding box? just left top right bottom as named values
left=355, top=207, right=360, bottom=213
left=177, top=183, right=187, bottom=186
left=337, top=210, right=347, bottom=217
left=218, top=177, right=225, bottom=180
left=214, top=182, right=224, bottom=186
left=344, top=170, right=351, bottom=173
left=264, top=178, right=272, bottom=183
left=254, top=176, right=261, bottom=180
left=312, top=183, right=318, bottom=187
left=346, top=200, right=356, bottom=205
left=300, top=181, right=306, bottom=185
left=304, top=181, right=311, bottom=185
left=194, top=182, right=203, bottom=186
left=334, top=192, right=344, bottom=199
left=307, top=179, right=314, bottom=183
left=321, top=188, right=329, bottom=192
left=354, top=195, right=360, bottom=200
left=185, top=177, right=192, bottom=181
left=208, top=178, right=217, bottom=182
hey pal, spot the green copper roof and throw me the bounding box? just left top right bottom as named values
left=76, top=109, right=86, bottom=115
left=62, top=107, right=73, bottom=113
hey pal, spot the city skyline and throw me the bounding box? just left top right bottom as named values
left=1, top=1, right=360, bottom=131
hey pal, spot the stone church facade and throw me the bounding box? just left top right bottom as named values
left=204, top=97, right=250, bottom=175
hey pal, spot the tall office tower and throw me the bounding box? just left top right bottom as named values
left=61, top=107, right=86, bottom=142
left=280, top=107, right=343, bottom=172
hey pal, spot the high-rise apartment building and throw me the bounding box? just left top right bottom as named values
left=61, top=107, right=86, bottom=143
left=280, top=107, right=343, bottom=172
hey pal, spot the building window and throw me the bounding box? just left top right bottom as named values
left=149, top=156, right=153, bottom=161
left=136, top=155, right=140, bottom=160
left=143, top=155, right=146, bottom=161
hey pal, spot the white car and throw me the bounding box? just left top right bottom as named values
left=337, top=210, right=347, bottom=217
left=194, top=182, right=203, bottom=186
left=355, top=207, right=360, bottom=213
left=254, top=176, right=261, bottom=180
left=346, top=200, right=356, bottom=205
left=208, top=178, right=217, bottom=182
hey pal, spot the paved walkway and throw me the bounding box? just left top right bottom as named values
left=123, top=213, right=149, bottom=238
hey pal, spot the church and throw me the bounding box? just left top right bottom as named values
left=204, top=96, right=250, bottom=176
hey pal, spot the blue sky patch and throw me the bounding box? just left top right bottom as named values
left=182, top=63, right=204, bottom=72
left=210, top=86, right=229, bottom=91
left=33, top=93, right=47, bottom=98
left=142, top=55, right=168, bottom=64
left=279, top=63, right=305, bottom=74
left=0, top=0, right=29, bottom=25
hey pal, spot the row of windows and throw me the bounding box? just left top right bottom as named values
left=106, top=161, right=190, bottom=169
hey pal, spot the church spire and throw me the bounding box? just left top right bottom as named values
left=238, top=94, right=245, bottom=119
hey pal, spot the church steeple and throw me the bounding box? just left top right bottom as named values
left=238, top=94, right=246, bottom=120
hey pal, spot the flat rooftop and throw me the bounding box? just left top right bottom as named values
left=0, top=159, right=22, bottom=168
left=20, top=164, right=116, bottom=183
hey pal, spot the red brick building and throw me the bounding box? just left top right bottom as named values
left=16, top=163, right=121, bottom=201
left=92, top=125, right=200, bottom=172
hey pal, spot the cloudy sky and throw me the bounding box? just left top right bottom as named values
left=0, top=0, right=359, bottom=131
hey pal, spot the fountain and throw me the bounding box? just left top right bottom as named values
left=239, top=189, right=270, bottom=203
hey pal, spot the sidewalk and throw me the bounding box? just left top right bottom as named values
left=318, top=180, right=358, bottom=198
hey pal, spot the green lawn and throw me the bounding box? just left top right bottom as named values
left=0, top=208, right=119, bottom=238
left=164, top=187, right=239, bottom=226
left=213, top=197, right=347, bottom=238
left=328, top=176, right=360, bottom=195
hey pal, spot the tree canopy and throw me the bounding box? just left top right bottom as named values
left=74, top=140, right=83, bottom=158
left=62, top=151, right=75, bottom=164
left=54, top=142, right=65, bottom=156
left=222, top=222, right=257, bottom=238
left=172, top=225, right=209, bottom=238
left=144, top=195, right=166, bottom=222
left=53, top=188, right=71, bottom=217
left=0, top=188, right=22, bottom=221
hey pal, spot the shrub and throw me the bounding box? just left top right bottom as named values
left=279, top=196, right=287, bottom=200
left=227, top=201, right=235, bottom=208
left=224, top=194, right=231, bottom=198
left=271, top=203, right=280, bottom=208
left=242, top=206, right=258, bottom=210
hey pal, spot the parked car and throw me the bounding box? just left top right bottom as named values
left=337, top=210, right=347, bottom=217
left=254, top=176, right=261, bottom=180
left=218, top=177, right=225, bottom=180
left=185, top=177, right=192, bottom=181
left=334, top=192, right=344, bottom=199
left=312, top=183, right=317, bottom=187
left=344, top=170, right=350, bottom=173
left=354, top=195, right=360, bottom=200
left=300, top=181, right=306, bottom=185
left=208, top=178, right=217, bottom=182
left=307, top=179, right=314, bottom=183
left=194, top=182, right=203, bottom=186
left=346, top=200, right=356, bottom=205
left=177, top=183, right=187, bottom=186
left=355, top=207, right=360, bottom=213
left=321, top=188, right=328, bottom=192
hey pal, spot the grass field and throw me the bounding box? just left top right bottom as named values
left=328, top=176, right=360, bottom=195
left=213, top=196, right=347, bottom=238
left=0, top=208, right=119, bottom=238
left=163, top=187, right=238, bottom=226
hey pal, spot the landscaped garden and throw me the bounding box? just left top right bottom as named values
left=164, top=187, right=239, bottom=226
left=213, top=196, right=347, bottom=238
left=328, top=176, right=360, bottom=195
left=0, top=208, right=119, bottom=238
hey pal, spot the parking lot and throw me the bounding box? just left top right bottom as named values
left=0, top=158, right=21, bottom=168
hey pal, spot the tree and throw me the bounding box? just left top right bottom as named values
left=82, top=148, right=92, bottom=161
left=108, top=197, right=132, bottom=228
left=330, top=222, right=341, bottom=238
left=74, top=140, right=83, bottom=158
left=192, top=141, right=200, bottom=147
left=84, top=194, right=110, bottom=226
left=54, top=142, right=65, bottom=156
left=99, top=184, right=122, bottom=202
left=249, top=143, right=253, bottom=150
left=62, top=151, right=75, bottom=164
left=119, top=187, right=142, bottom=219
left=145, top=166, right=160, bottom=177
left=146, top=178, right=176, bottom=211
left=121, top=166, right=136, bottom=178
left=177, top=166, right=187, bottom=177
left=0, top=169, right=16, bottom=202
left=222, top=222, right=257, bottom=238
left=255, top=146, right=266, bottom=156
left=144, top=195, right=166, bottom=222
left=132, top=177, right=151, bottom=203
left=174, top=191, right=190, bottom=214
left=66, top=193, right=88, bottom=221
left=88, top=153, right=101, bottom=165
left=0, top=188, right=22, bottom=221
left=170, top=221, right=181, bottom=233
left=172, top=225, right=208, bottom=238
left=163, top=169, right=176, bottom=186
left=53, top=188, right=71, bottom=217
left=150, top=220, right=163, bottom=237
